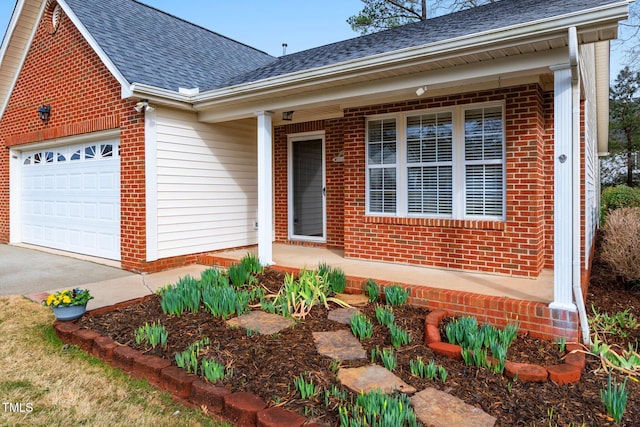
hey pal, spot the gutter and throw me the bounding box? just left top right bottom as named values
left=569, top=26, right=591, bottom=346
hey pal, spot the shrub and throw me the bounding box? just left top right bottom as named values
left=601, top=185, right=640, bottom=221
left=601, top=207, right=640, bottom=283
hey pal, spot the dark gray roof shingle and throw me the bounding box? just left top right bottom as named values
left=223, top=0, right=620, bottom=87
left=64, top=0, right=276, bottom=92
left=64, top=0, right=620, bottom=92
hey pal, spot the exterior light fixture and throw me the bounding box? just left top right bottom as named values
left=282, top=111, right=294, bottom=121
left=415, top=86, right=427, bottom=97
left=37, top=105, right=51, bottom=122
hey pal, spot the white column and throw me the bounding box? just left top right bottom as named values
left=255, top=111, right=274, bottom=266
left=9, top=148, right=21, bottom=243
left=550, top=64, right=577, bottom=311
left=145, top=107, right=158, bottom=262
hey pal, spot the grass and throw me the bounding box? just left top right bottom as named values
left=0, top=296, right=231, bottom=427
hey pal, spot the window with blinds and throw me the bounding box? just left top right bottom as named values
left=367, top=119, right=397, bottom=214
left=365, top=103, right=505, bottom=220
left=464, top=107, right=504, bottom=217
left=407, top=112, right=453, bottom=215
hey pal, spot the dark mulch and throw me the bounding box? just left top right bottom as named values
left=78, top=250, right=640, bottom=426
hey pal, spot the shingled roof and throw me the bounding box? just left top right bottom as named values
left=63, top=0, right=275, bottom=92
left=64, top=0, right=619, bottom=92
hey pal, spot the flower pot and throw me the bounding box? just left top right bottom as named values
left=52, top=304, right=87, bottom=321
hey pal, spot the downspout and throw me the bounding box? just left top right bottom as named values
left=568, top=27, right=591, bottom=345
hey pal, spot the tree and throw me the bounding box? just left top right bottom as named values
left=347, top=0, right=496, bottom=34
left=609, top=66, right=640, bottom=187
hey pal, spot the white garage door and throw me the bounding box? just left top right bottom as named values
left=21, top=140, right=121, bottom=260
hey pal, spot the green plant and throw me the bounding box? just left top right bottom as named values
left=350, top=312, right=373, bottom=340
left=294, top=373, right=317, bottom=399
left=43, top=288, right=93, bottom=307
left=389, top=323, right=411, bottom=348
left=175, top=338, right=211, bottom=375
left=338, top=389, right=418, bottom=427
left=199, top=268, right=228, bottom=288
left=490, top=341, right=507, bottom=374
left=374, top=304, right=395, bottom=327
left=265, top=269, right=347, bottom=319
left=328, top=267, right=347, bottom=294
left=134, top=321, right=168, bottom=349
left=157, top=275, right=202, bottom=316
left=202, top=285, right=249, bottom=318
left=601, top=374, right=628, bottom=423
left=601, top=185, right=640, bottom=222
left=384, top=285, right=409, bottom=306
left=200, top=359, right=228, bottom=383
left=364, top=279, right=380, bottom=302
left=439, top=365, right=448, bottom=383
left=556, top=337, right=566, bottom=353
left=372, top=346, right=397, bottom=371
left=227, top=263, right=252, bottom=288
left=240, top=253, right=263, bottom=275
left=590, top=305, right=639, bottom=339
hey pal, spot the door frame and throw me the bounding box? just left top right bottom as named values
left=287, top=131, right=326, bottom=243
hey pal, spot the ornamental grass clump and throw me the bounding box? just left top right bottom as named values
left=601, top=207, right=640, bottom=284
left=134, top=321, right=168, bottom=349
left=384, top=285, right=409, bottom=306
left=350, top=312, right=373, bottom=340
left=601, top=374, right=629, bottom=424
left=43, top=288, right=93, bottom=307
left=338, top=389, right=418, bottom=427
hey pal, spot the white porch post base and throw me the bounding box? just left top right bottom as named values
left=550, top=63, right=577, bottom=312
left=256, top=111, right=274, bottom=266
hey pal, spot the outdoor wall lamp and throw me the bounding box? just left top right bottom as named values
left=37, top=105, right=51, bottom=122
left=282, top=111, right=294, bottom=121
left=134, top=99, right=154, bottom=113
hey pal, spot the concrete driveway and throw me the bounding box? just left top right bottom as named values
left=0, top=244, right=134, bottom=296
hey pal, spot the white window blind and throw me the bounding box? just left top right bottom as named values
left=367, top=119, right=397, bottom=213
left=464, top=107, right=504, bottom=217
left=407, top=113, right=453, bottom=215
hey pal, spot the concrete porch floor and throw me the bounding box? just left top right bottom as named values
left=209, top=243, right=553, bottom=304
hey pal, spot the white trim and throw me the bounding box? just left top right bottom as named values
left=364, top=101, right=506, bottom=221
left=287, top=131, right=326, bottom=243
left=9, top=129, right=121, bottom=152
left=256, top=111, right=274, bottom=266
left=57, top=0, right=132, bottom=98
left=550, top=64, right=577, bottom=311
left=145, top=108, right=158, bottom=261
left=9, top=148, right=22, bottom=243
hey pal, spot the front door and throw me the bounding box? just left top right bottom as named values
left=289, top=133, right=325, bottom=242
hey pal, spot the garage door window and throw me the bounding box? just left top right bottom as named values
left=23, top=143, right=119, bottom=166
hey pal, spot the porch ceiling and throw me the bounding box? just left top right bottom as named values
left=214, top=244, right=553, bottom=304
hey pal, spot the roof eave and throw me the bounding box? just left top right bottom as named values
left=188, top=0, right=629, bottom=111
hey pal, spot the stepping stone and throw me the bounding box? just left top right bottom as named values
left=337, top=365, right=416, bottom=394
left=335, top=293, right=369, bottom=307
left=226, top=311, right=295, bottom=335
left=312, top=330, right=366, bottom=361
left=328, top=307, right=360, bottom=324
left=411, top=387, right=496, bottom=427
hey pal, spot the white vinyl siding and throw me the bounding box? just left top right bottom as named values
left=155, top=109, right=258, bottom=258
left=365, top=102, right=505, bottom=220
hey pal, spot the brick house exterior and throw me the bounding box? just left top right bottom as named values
left=0, top=0, right=631, bottom=338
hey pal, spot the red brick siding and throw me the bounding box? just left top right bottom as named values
left=0, top=6, right=146, bottom=271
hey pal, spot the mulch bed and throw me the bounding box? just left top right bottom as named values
left=78, top=251, right=640, bottom=426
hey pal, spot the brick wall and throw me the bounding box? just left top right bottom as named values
left=273, top=85, right=560, bottom=277
left=0, top=5, right=146, bottom=271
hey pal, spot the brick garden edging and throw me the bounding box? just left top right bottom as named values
left=52, top=302, right=320, bottom=427
left=424, top=309, right=586, bottom=385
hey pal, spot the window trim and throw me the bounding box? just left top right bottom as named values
left=365, top=101, right=506, bottom=221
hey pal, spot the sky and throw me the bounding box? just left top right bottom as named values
left=0, top=0, right=635, bottom=76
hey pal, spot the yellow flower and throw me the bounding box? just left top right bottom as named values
left=62, top=296, right=71, bottom=304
